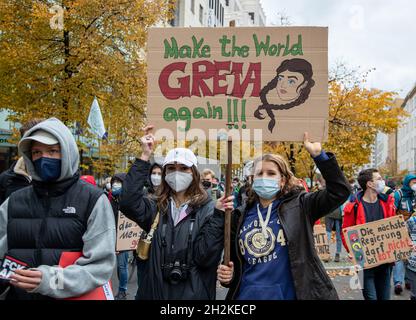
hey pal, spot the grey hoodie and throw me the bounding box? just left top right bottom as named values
left=0, top=118, right=116, bottom=299
left=18, top=117, right=79, bottom=182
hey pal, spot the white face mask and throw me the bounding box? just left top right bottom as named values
left=105, top=183, right=111, bottom=191
left=151, top=174, right=162, bottom=187
left=411, top=184, right=416, bottom=192
left=374, top=180, right=385, bottom=194
left=165, top=171, right=193, bottom=192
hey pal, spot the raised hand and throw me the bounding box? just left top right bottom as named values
left=303, top=132, right=322, bottom=158
left=140, top=125, right=155, bottom=161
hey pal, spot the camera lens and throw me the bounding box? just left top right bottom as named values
left=170, top=269, right=182, bottom=284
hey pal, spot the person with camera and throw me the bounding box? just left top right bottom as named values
left=216, top=133, right=350, bottom=300
left=120, top=125, right=234, bottom=300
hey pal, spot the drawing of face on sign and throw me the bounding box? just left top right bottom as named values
left=254, top=58, right=315, bottom=133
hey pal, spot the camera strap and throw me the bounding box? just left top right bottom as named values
left=161, top=207, right=196, bottom=269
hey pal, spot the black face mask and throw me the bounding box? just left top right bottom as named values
left=202, top=181, right=212, bottom=189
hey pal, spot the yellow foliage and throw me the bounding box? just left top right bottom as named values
left=0, top=0, right=175, bottom=175
left=263, top=81, right=408, bottom=181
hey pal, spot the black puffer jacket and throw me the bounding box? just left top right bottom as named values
left=120, top=159, right=224, bottom=300
left=0, top=160, right=31, bottom=205
left=224, top=153, right=351, bottom=300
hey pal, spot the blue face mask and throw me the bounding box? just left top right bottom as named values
left=33, top=157, right=61, bottom=182
left=252, top=178, right=280, bottom=200
left=112, top=187, right=122, bottom=196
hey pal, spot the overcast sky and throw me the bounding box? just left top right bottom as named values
left=260, top=0, right=416, bottom=97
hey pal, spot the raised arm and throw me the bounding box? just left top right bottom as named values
left=119, top=125, right=158, bottom=231
left=300, top=132, right=351, bottom=224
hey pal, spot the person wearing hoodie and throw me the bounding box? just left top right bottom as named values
left=392, top=174, right=416, bottom=295
left=0, top=118, right=116, bottom=300
left=147, top=162, right=162, bottom=195
left=110, top=173, right=130, bottom=300
left=119, top=125, right=234, bottom=300
left=342, top=168, right=396, bottom=300
left=0, top=118, right=45, bottom=205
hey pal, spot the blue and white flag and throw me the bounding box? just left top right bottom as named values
left=87, top=97, right=107, bottom=139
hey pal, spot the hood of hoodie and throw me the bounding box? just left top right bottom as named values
left=18, top=118, right=79, bottom=182
left=148, top=162, right=163, bottom=192
left=111, top=173, right=126, bottom=185
left=401, top=174, right=416, bottom=197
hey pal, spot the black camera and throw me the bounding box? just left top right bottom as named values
left=162, top=260, right=189, bottom=284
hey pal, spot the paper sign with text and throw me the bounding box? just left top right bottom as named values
left=314, top=224, right=330, bottom=261
left=343, top=215, right=413, bottom=270
left=116, top=212, right=142, bottom=252
left=147, top=27, right=328, bottom=142
left=0, top=255, right=28, bottom=281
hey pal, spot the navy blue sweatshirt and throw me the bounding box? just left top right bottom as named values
left=236, top=151, right=329, bottom=300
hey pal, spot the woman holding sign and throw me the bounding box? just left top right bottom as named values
left=217, top=133, right=351, bottom=300
left=120, top=126, right=234, bottom=300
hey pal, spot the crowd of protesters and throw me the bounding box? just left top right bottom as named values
left=0, top=117, right=415, bottom=301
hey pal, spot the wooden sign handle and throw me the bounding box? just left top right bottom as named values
left=224, top=138, right=232, bottom=265
left=223, top=20, right=236, bottom=267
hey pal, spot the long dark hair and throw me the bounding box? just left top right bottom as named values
left=254, top=58, right=315, bottom=132
left=147, top=162, right=163, bottom=194
left=154, top=165, right=209, bottom=213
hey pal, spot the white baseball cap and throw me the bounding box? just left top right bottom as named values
left=163, top=148, right=198, bottom=168
left=19, top=130, right=59, bottom=153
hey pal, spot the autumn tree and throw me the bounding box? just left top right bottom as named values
left=0, top=0, right=175, bottom=176
left=263, top=64, right=408, bottom=186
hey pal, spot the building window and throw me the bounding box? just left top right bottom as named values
left=191, top=0, right=195, bottom=14
left=225, top=0, right=230, bottom=6
left=199, top=5, right=204, bottom=24
left=209, top=0, right=213, bottom=9
left=249, top=12, right=255, bottom=23
left=221, top=5, right=224, bottom=25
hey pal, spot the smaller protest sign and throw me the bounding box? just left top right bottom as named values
left=116, top=212, right=142, bottom=251
left=314, top=224, right=330, bottom=261
left=343, top=215, right=413, bottom=269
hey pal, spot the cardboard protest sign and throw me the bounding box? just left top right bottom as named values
left=314, top=224, right=330, bottom=261
left=343, top=216, right=413, bottom=270
left=147, top=27, right=328, bottom=142
left=116, top=212, right=142, bottom=251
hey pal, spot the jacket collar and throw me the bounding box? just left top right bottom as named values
left=13, top=157, right=32, bottom=182
left=32, top=172, right=80, bottom=197
left=352, top=190, right=389, bottom=203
